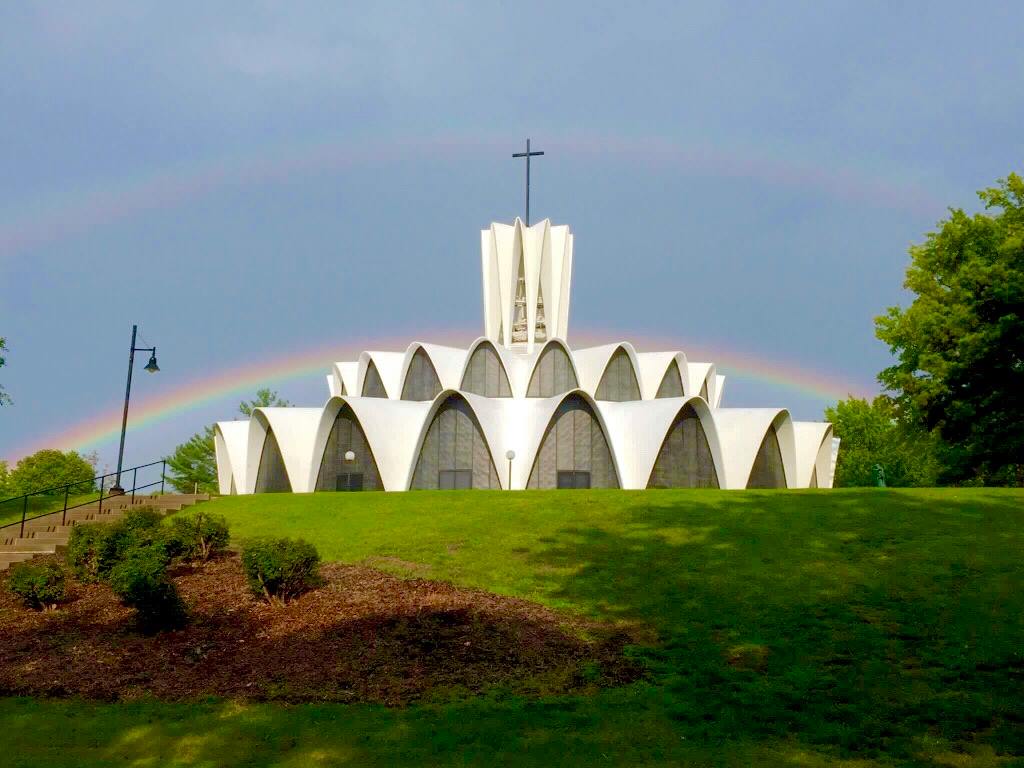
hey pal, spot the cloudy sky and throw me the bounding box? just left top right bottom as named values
left=1, top=2, right=1022, bottom=472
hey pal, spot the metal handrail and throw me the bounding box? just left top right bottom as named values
left=0, top=459, right=167, bottom=539
left=0, top=458, right=166, bottom=504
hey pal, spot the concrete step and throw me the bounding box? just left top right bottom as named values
left=0, top=493, right=210, bottom=570
left=0, top=552, right=37, bottom=568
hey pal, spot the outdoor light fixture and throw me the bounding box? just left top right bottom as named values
left=110, top=324, right=160, bottom=494
left=505, top=449, right=516, bottom=490
left=344, top=450, right=356, bottom=462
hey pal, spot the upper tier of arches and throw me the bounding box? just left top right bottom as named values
left=328, top=338, right=719, bottom=407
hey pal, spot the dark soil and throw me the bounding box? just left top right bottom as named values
left=0, top=555, right=642, bottom=705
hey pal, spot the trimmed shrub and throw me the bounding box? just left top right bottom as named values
left=167, top=511, right=230, bottom=562
left=7, top=561, right=68, bottom=610
left=65, top=523, right=110, bottom=583
left=65, top=508, right=168, bottom=582
left=107, top=545, right=186, bottom=633
left=241, top=538, right=321, bottom=604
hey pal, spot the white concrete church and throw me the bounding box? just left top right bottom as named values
left=214, top=217, right=837, bottom=494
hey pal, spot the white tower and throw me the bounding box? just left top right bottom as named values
left=480, top=218, right=573, bottom=352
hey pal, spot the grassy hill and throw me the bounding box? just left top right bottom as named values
left=4, top=488, right=1024, bottom=767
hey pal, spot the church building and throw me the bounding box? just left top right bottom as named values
left=213, top=214, right=838, bottom=493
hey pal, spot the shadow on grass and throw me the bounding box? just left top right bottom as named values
left=525, top=489, right=1024, bottom=761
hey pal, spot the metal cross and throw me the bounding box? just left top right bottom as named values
left=512, top=138, right=544, bottom=225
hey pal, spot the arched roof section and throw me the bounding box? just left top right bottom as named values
left=247, top=408, right=323, bottom=494
left=595, top=397, right=724, bottom=489
left=403, top=390, right=507, bottom=490
left=572, top=342, right=642, bottom=396
left=519, top=389, right=623, bottom=490
left=401, top=342, right=468, bottom=392
left=523, top=338, right=580, bottom=398
left=458, top=337, right=516, bottom=397
left=713, top=375, right=726, bottom=408
left=594, top=345, right=643, bottom=401
left=213, top=420, right=248, bottom=495
left=701, top=364, right=717, bottom=405
left=686, top=362, right=713, bottom=402
left=312, top=396, right=433, bottom=491
left=792, top=422, right=834, bottom=488
left=400, top=346, right=444, bottom=401
left=637, top=351, right=690, bottom=400
left=358, top=351, right=405, bottom=399
left=330, top=362, right=358, bottom=398
left=709, top=408, right=797, bottom=489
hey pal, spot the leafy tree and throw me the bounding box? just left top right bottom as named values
left=0, top=336, right=10, bottom=406
left=876, top=172, right=1024, bottom=485
left=238, top=388, right=291, bottom=416
left=825, top=396, right=941, bottom=487
left=166, top=389, right=291, bottom=494
left=165, top=426, right=218, bottom=494
left=7, top=449, right=96, bottom=496
left=0, top=460, right=10, bottom=498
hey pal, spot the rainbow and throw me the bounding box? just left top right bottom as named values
left=6, top=327, right=874, bottom=462
left=0, top=135, right=944, bottom=259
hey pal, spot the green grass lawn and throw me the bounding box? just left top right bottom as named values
left=4, top=488, right=1024, bottom=767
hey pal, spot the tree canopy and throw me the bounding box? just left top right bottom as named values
left=4, top=449, right=96, bottom=497
left=825, top=396, right=940, bottom=487
left=875, top=173, right=1024, bottom=485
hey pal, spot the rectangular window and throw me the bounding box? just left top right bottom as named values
left=336, top=473, right=364, bottom=492
left=557, top=471, right=591, bottom=489
left=439, top=469, right=473, bottom=490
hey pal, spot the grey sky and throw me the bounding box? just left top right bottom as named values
left=1, top=2, right=1022, bottom=470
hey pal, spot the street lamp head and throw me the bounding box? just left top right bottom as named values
left=344, top=450, right=356, bottom=462
left=144, top=353, right=160, bottom=373
left=505, top=449, right=516, bottom=461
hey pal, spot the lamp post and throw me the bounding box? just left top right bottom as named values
left=505, top=449, right=516, bottom=491
left=110, top=324, right=160, bottom=495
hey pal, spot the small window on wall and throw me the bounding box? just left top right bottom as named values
left=439, top=469, right=472, bottom=489
left=336, top=473, right=364, bottom=492
left=557, top=470, right=591, bottom=489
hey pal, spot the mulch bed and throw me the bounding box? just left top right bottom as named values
left=0, top=555, right=642, bottom=705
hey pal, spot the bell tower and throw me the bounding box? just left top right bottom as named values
left=480, top=217, right=573, bottom=352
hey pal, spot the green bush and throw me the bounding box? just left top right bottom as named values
left=65, top=508, right=168, bottom=583
left=65, top=523, right=111, bottom=582
left=167, top=511, right=230, bottom=562
left=7, top=561, right=68, bottom=610
left=107, top=545, right=186, bottom=633
left=241, top=538, right=321, bottom=604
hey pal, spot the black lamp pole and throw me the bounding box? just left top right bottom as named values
left=111, top=324, right=159, bottom=494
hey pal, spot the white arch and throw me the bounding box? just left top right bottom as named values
left=357, top=351, right=405, bottom=399
left=792, top=421, right=834, bottom=488
left=636, top=350, right=691, bottom=400
left=213, top=420, right=248, bottom=495
left=686, top=362, right=713, bottom=401
left=329, top=362, right=358, bottom=397
left=457, top=337, right=519, bottom=396
left=518, top=338, right=581, bottom=396
left=710, top=408, right=797, bottom=489
left=402, top=389, right=508, bottom=490
left=399, top=342, right=468, bottom=394
left=595, top=396, right=725, bottom=489
left=247, top=408, right=323, bottom=493
left=519, top=389, right=625, bottom=490
left=572, top=342, right=643, bottom=397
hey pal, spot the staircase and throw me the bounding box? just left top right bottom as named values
left=0, top=494, right=210, bottom=571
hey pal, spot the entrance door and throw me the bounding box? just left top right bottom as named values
left=557, top=470, right=591, bottom=489
left=336, top=473, right=364, bottom=492
left=439, top=469, right=473, bottom=489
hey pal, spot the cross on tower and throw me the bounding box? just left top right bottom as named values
left=512, top=138, right=544, bottom=226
